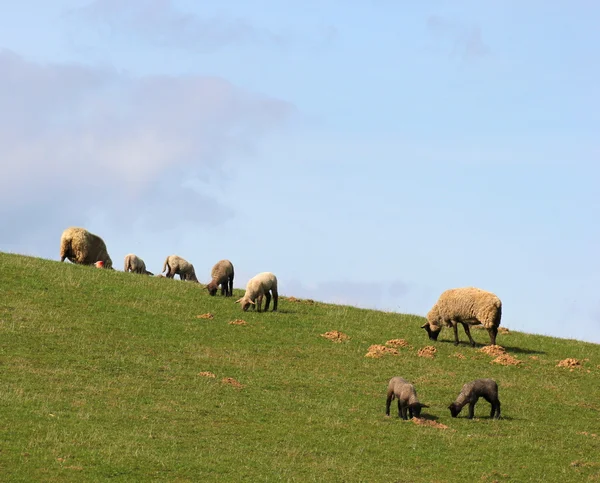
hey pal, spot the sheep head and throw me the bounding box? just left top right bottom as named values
left=448, top=403, right=462, bottom=418
left=207, top=281, right=218, bottom=296
left=421, top=322, right=441, bottom=341
left=235, top=297, right=255, bottom=311
left=409, top=402, right=430, bottom=418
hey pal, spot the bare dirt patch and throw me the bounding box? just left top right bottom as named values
left=557, top=358, right=582, bottom=368
left=491, top=354, right=523, bottom=366
left=221, top=377, right=244, bottom=389
left=417, top=346, right=437, bottom=359
left=386, top=339, right=409, bottom=348
left=198, top=371, right=216, bottom=378
left=365, top=344, right=399, bottom=358
left=412, top=417, right=452, bottom=430
left=229, top=319, right=248, bottom=326
left=321, top=330, right=350, bottom=343
left=449, top=353, right=466, bottom=360
left=196, top=313, right=214, bottom=319
left=498, top=327, right=510, bottom=334
left=529, top=356, right=539, bottom=361
left=578, top=431, right=598, bottom=438
left=478, top=345, right=506, bottom=357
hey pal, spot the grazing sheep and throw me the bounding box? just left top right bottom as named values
left=161, top=255, right=198, bottom=282
left=59, top=227, right=113, bottom=269
left=206, top=259, right=234, bottom=296
left=385, top=376, right=429, bottom=420
left=235, top=272, right=278, bottom=312
left=124, top=254, right=153, bottom=275
left=448, top=378, right=501, bottom=419
left=421, top=287, right=502, bottom=347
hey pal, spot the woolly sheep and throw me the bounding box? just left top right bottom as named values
left=59, top=227, right=113, bottom=269
left=206, top=259, right=234, bottom=296
left=235, top=272, right=278, bottom=312
left=124, top=253, right=153, bottom=275
left=421, top=287, right=502, bottom=347
left=448, top=378, right=501, bottom=419
left=161, top=255, right=198, bottom=282
left=385, top=376, right=429, bottom=420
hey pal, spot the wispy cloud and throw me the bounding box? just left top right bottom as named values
left=65, top=0, right=289, bottom=52
left=426, top=14, right=489, bottom=61
left=0, top=49, right=294, bottom=244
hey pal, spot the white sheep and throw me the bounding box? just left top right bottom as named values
left=385, top=376, right=429, bottom=420
left=421, top=287, right=502, bottom=347
left=235, top=272, right=278, bottom=312
left=59, top=227, right=113, bottom=269
left=124, top=253, right=153, bottom=275
left=206, top=259, right=234, bottom=296
left=161, top=255, right=198, bottom=282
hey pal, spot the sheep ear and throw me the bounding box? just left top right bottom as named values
left=248, top=300, right=255, bottom=305
left=419, top=403, right=430, bottom=408
left=421, top=323, right=429, bottom=328
left=235, top=298, right=242, bottom=304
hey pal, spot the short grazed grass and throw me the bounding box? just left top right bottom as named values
left=0, top=252, right=599, bottom=482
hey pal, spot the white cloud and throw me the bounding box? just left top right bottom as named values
left=0, top=49, right=294, bottom=243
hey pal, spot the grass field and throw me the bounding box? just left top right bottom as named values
left=0, top=252, right=599, bottom=482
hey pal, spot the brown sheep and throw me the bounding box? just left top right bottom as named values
left=206, top=259, right=234, bottom=296
left=59, top=227, right=113, bottom=269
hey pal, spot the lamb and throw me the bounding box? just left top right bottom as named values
left=385, top=377, right=429, bottom=420
left=161, top=255, right=198, bottom=282
left=448, top=378, right=501, bottom=419
left=421, top=287, right=502, bottom=347
left=235, top=272, right=278, bottom=312
left=59, top=227, right=113, bottom=269
left=206, top=259, right=234, bottom=296
left=124, top=254, right=153, bottom=275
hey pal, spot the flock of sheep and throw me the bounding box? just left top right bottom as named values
left=59, top=226, right=505, bottom=421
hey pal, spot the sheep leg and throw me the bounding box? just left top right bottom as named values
left=399, top=401, right=408, bottom=420
left=452, top=322, right=460, bottom=345
left=272, top=289, right=278, bottom=311
left=228, top=276, right=234, bottom=297
left=385, top=393, right=393, bottom=416
left=488, top=326, right=498, bottom=346
left=462, top=323, right=476, bottom=347
left=221, top=283, right=226, bottom=296
left=256, top=294, right=263, bottom=312
left=468, top=400, right=477, bottom=419
left=493, top=400, right=501, bottom=419
left=264, top=292, right=272, bottom=311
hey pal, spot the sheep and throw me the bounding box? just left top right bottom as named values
left=385, top=376, right=429, bottom=420
left=421, top=287, right=502, bottom=347
left=124, top=253, right=153, bottom=275
left=161, top=255, right=198, bottom=282
left=59, top=227, right=113, bottom=269
left=206, top=259, right=234, bottom=296
left=448, top=378, right=501, bottom=419
left=235, top=272, right=278, bottom=312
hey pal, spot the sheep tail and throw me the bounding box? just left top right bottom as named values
left=162, top=257, right=169, bottom=274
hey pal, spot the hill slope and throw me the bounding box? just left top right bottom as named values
left=0, top=252, right=599, bottom=482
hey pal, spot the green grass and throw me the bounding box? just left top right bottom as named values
left=0, top=252, right=599, bottom=482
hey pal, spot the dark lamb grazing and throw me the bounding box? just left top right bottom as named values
left=206, top=259, right=234, bottom=297
left=448, top=378, right=501, bottom=419
left=385, top=376, right=429, bottom=420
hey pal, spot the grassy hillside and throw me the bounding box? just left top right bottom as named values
left=0, top=252, right=599, bottom=482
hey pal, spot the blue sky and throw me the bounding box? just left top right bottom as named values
left=1, top=1, right=599, bottom=344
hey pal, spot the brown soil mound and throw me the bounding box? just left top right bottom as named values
left=417, top=346, right=437, bottom=358
left=498, top=327, right=510, bottom=334
left=365, top=344, right=399, bottom=358
left=529, top=356, right=539, bottom=360
left=412, top=418, right=450, bottom=430
left=449, top=353, right=466, bottom=360
left=321, top=330, right=350, bottom=342
left=196, top=313, right=214, bottom=319
left=198, top=371, right=216, bottom=378
left=229, top=319, right=247, bottom=326
left=491, top=354, right=522, bottom=366
left=386, top=339, right=409, bottom=348
left=478, top=345, right=506, bottom=357
left=287, top=296, right=300, bottom=302
left=221, top=377, right=244, bottom=389
left=557, top=358, right=582, bottom=368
